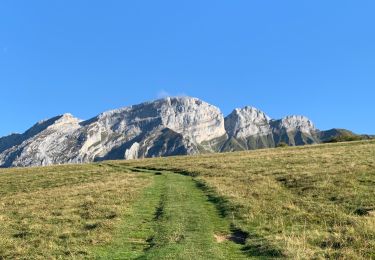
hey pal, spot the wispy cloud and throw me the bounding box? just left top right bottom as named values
left=175, top=92, right=188, bottom=97
left=156, top=89, right=189, bottom=99
left=157, top=89, right=171, bottom=99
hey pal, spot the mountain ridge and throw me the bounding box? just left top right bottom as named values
left=0, top=96, right=367, bottom=167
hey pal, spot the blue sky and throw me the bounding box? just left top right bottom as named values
left=0, top=1, right=374, bottom=136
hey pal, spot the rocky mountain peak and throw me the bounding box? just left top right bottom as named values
left=158, top=96, right=226, bottom=143
left=86, top=96, right=226, bottom=144
left=276, top=115, right=316, bottom=133
left=55, top=113, right=81, bottom=124
left=237, top=106, right=271, bottom=121
left=225, top=106, right=272, bottom=138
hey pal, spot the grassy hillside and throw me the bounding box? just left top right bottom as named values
left=123, top=140, right=375, bottom=259
left=0, top=164, right=152, bottom=258
left=0, top=140, right=374, bottom=259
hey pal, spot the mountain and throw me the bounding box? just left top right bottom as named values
left=223, top=106, right=274, bottom=151
left=0, top=97, right=226, bottom=167
left=270, top=116, right=320, bottom=146
left=0, top=97, right=364, bottom=168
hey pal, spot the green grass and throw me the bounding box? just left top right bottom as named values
left=94, top=168, right=163, bottom=259
left=0, top=140, right=374, bottom=259
left=95, top=169, right=246, bottom=259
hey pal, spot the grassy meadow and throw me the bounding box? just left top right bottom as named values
left=0, top=164, right=151, bottom=259
left=0, top=140, right=374, bottom=259
left=124, top=140, right=375, bottom=259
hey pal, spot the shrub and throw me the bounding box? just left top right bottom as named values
left=325, top=134, right=363, bottom=143
left=277, top=142, right=289, bottom=148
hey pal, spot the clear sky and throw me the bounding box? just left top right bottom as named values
left=0, top=1, right=374, bottom=136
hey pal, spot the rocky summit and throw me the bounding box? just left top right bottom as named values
left=0, top=97, right=352, bottom=167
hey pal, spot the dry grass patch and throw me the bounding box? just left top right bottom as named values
left=0, top=164, right=151, bottom=259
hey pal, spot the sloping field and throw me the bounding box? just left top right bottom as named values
left=123, top=140, right=375, bottom=259
left=0, top=140, right=374, bottom=259
left=0, top=164, right=151, bottom=258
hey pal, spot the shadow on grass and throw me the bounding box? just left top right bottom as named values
left=241, top=233, right=284, bottom=258
left=154, top=194, right=165, bottom=221
left=134, top=166, right=200, bottom=177
left=194, top=178, right=284, bottom=258
left=229, top=224, right=249, bottom=245
left=194, top=180, right=233, bottom=218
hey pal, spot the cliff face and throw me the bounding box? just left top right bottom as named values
left=0, top=96, right=344, bottom=168
left=270, top=116, right=320, bottom=146
left=224, top=107, right=274, bottom=151
left=0, top=114, right=83, bottom=167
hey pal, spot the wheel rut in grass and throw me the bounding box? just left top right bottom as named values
left=95, top=167, right=248, bottom=259
left=138, top=169, right=248, bottom=259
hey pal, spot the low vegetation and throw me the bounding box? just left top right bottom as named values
left=0, top=140, right=374, bottom=259
left=324, top=134, right=364, bottom=143
left=0, top=164, right=151, bottom=259
left=123, top=140, right=375, bottom=259
left=276, top=141, right=289, bottom=148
